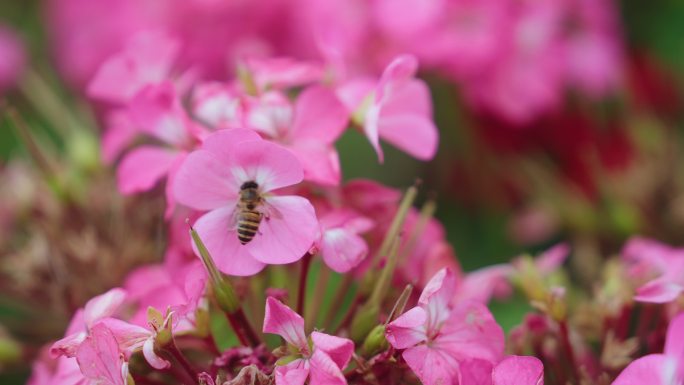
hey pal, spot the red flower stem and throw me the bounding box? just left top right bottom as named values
left=296, top=252, right=313, bottom=317
left=165, top=340, right=200, bottom=385
left=132, top=375, right=167, bottom=385
left=558, top=320, right=579, bottom=383
left=224, top=307, right=261, bottom=347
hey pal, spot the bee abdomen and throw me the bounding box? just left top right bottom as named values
left=237, top=211, right=262, bottom=245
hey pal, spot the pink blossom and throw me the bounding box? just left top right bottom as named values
left=174, top=128, right=319, bottom=276
left=243, top=57, right=325, bottom=92
left=263, top=297, right=354, bottom=385
left=0, top=25, right=25, bottom=92
left=51, top=288, right=128, bottom=359
left=492, top=356, right=544, bottom=385
left=244, top=85, right=349, bottom=185
left=192, top=82, right=244, bottom=130
left=386, top=268, right=505, bottom=385
left=318, top=209, right=373, bottom=273
left=622, top=237, right=684, bottom=303
left=612, top=312, right=684, bottom=385
left=75, top=323, right=130, bottom=385
left=337, top=54, right=439, bottom=162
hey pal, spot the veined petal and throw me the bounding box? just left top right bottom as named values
left=274, top=362, right=309, bottom=385
left=311, top=332, right=354, bottom=370
left=493, top=356, right=544, bottom=385
left=263, top=297, right=308, bottom=350
left=143, top=337, right=170, bottom=370
left=246, top=196, right=318, bottom=265
left=50, top=332, right=86, bottom=359
left=309, top=349, right=347, bottom=385
left=402, top=344, right=460, bottom=385
left=75, top=323, right=127, bottom=385
left=419, top=268, right=457, bottom=332
left=385, top=306, right=428, bottom=349
left=116, top=146, right=179, bottom=194
left=192, top=207, right=265, bottom=276
left=97, top=318, right=150, bottom=353
left=228, top=140, right=304, bottom=192
left=435, top=302, right=504, bottom=364
left=83, top=288, right=128, bottom=327
left=174, top=150, right=238, bottom=211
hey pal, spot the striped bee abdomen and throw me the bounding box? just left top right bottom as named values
left=237, top=209, right=262, bottom=244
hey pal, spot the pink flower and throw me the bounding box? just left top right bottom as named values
left=622, top=237, right=684, bottom=303
left=318, top=209, right=373, bottom=273
left=386, top=268, right=505, bottom=385
left=492, top=356, right=544, bottom=385
left=87, top=31, right=180, bottom=105
left=337, top=54, right=439, bottom=162
left=75, top=323, right=130, bottom=385
left=263, top=297, right=354, bottom=385
left=243, top=57, right=325, bottom=92
left=612, top=312, right=684, bottom=385
left=0, top=25, right=25, bottom=92
left=192, top=82, right=244, bottom=129
left=51, top=288, right=128, bottom=359
left=243, top=85, right=349, bottom=185
left=174, top=128, right=319, bottom=276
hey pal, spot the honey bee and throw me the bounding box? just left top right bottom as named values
left=235, top=181, right=263, bottom=244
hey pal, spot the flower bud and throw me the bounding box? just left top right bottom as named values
left=361, top=324, right=388, bottom=357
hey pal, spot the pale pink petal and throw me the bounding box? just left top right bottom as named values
left=335, top=79, right=374, bottom=112
left=52, top=356, right=86, bottom=385
left=402, top=344, right=460, bottom=385
left=246, top=196, right=318, bottom=265
left=97, top=318, right=150, bottom=353
left=436, top=302, right=505, bottom=364
left=664, top=313, right=684, bottom=360
left=116, top=146, right=179, bottom=194
left=101, top=111, right=137, bottom=163
left=454, top=265, right=513, bottom=305
left=380, top=79, right=432, bottom=119
left=309, top=349, right=347, bottom=385
left=228, top=140, right=304, bottom=192
left=377, top=55, right=419, bottom=101
left=263, top=297, right=308, bottom=350
left=174, top=150, right=237, bottom=211
left=612, top=354, right=668, bottom=385
left=164, top=151, right=187, bottom=218
left=192, top=207, right=265, bottom=276
left=493, top=356, right=544, bottom=385
left=291, top=86, right=348, bottom=144
left=385, top=306, right=427, bottom=349
left=535, top=243, right=570, bottom=274
left=192, top=82, right=242, bottom=129
left=635, top=279, right=684, bottom=304
left=311, top=332, right=354, bottom=370
left=377, top=114, right=438, bottom=161
left=362, top=105, right=384, bottom=162
left=288, top=142, right=341, bottom=186
left=248, top=57, right=324, bottom=90
left=320, top=228, right=368, bottom=273
left=274, top=362, right=309, bottom=385
left=200, top=128, right=263, bottom=165
left=143, top=337, right=170, bottom=370
left=50, top=332, right=86, bottom=359
left=83, top=288, right=128, bottom=327
left=419, top=268, right=457, bottom=314
left=75, top=323, right=127, bottom=385
left=128, top=82, right=192, bottom=147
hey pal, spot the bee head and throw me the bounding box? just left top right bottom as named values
left=240, top=181, right=259, bottom=190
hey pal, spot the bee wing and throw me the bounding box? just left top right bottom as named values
left=262, top=200, right=284, bottom=221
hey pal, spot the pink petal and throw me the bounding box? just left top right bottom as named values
left=246, top=196, right=318, bottom=265
left=493, top=356, right=544, bottom=385
left=454, top=265, right=513, bottom=305
left=635, top=279, right=684, bottom=304
left=263, top=297, right=308, bottom=350
left=459, top=359, right=495, bottom=385
left=385, top=306, right=428, bottom=349
left=192, top=207, right=265, bottom=276
left=83, top=288, right=128, bottom=327
left=664, top=313, right=684, bottom=360
left=247, top=57, right=324, bottom=90
left=311, top=332, right=354, bottom=370
left=274, top=362, right=309, bottom=385
left=174, top=150, right=237, bottom=211
left=309, top=349, right=347, bottom=385
left=612, top=354, right=668, bottom=385
left=377, top=55, right=419, bottom=101
left=402, top=344, right=460, bottom=385
left=320, top=228, right=368, bottom=273
left=101, top=111, right=137, bottom=163
left=75, top=323, right=127, bottom=385
left=116, top=146, right=179, bottom=194
left=291, top=86, right=348, bottom=144
left=128, top=82, right=192, bottom=147
left=362, top=105, right=384, bottom=163
left=377, top=114, right=438, bottom=161
left=436, top=302, right=505, bottom=364
left=419, top=268, right=457, bottom=315
left=50, top=332, right=86, bottom=359
left=143, top=337, right=170, bottom=370
left=335, top=79, right=374, bottom=112
left=535, top=243, right=570, bottom=274
left=97, top=318, right=150, bottom=353
left=288, top=142, right=341, bottom=186
left=164, top=151, right=187, bottom=218
left=228, top=140, right=304, bottom=192
left=380, top=79, right=432, bottom=118
left=200, top=128, right=263, bottom=165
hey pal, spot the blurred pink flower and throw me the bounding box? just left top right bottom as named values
left=0, top=25, right=25, bottom=92
left=492, top=355, right=544, bottom=385
left=612, top=312, right=684, bottom=385
left=337, top=54, right=439, bottom=162
left=318, top=209, right=373, bottom=273
left=386, top=268, right=504, bottom=385
left=622, top=237, right=684, bottom=303
left=263, top=297, right=354, bottom=385
left=174, top=128, right=319, bottom=276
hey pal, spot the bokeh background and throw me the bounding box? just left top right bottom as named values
left=1, top=0, right=684, bottom=383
